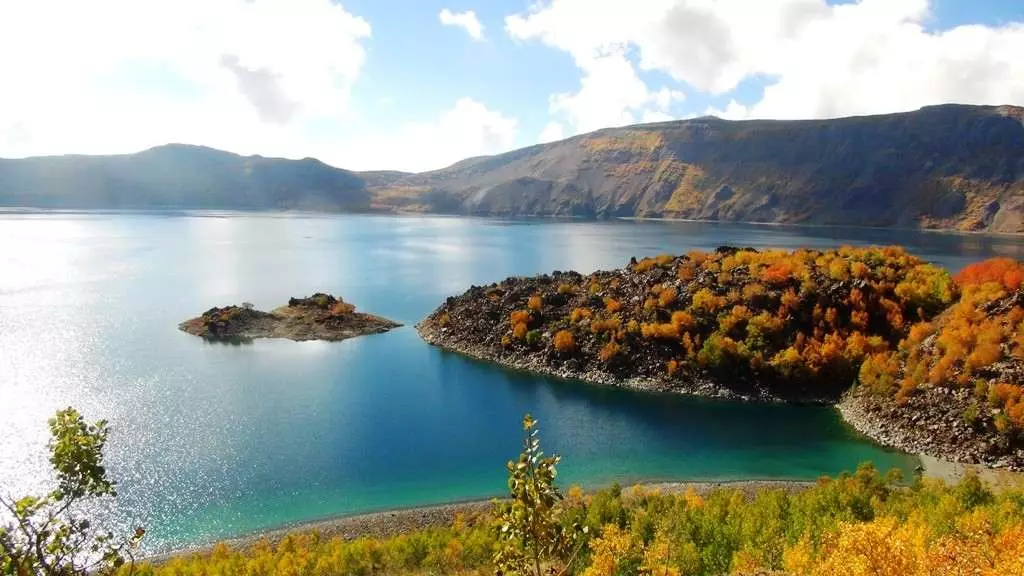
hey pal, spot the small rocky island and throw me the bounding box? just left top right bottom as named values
left=180, top=293, right=400, bottom=342
left=419, top=247, right=1023, bottom=470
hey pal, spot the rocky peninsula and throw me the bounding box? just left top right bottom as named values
left=419, top=247, right=1024, bottom=470
left=180, top=293, right=400, bottom=342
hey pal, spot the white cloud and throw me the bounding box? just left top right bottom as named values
left=439, top=8, right=485, bottom=41
left=0, top=0, right=371, bottom=160
left=333, top=98, right=518, bottom=172
left=538, top=49, right=686, bottom=135
left=507, top=0, right=1024, bottom=124
left=538, top=122, right=565, bottom=143
left=704, top=100, right=750, bottom=120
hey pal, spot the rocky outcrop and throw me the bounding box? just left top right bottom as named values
left=839, top=389, right=1024, bottom=471
left=418, top=247, right=1024, bottom=471
left=179, top=293, right=400, bottom=342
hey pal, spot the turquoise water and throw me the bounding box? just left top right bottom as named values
left=2, top=213, right=1022, bottom=553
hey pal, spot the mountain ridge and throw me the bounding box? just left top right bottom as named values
left=2, top=104, right=1023, bottom=232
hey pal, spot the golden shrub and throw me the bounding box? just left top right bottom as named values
left=553, top=330, right=575, bottom=353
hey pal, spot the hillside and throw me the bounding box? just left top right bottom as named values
left=369, top=104, right=1024, bottom=233
left=3, top=105, right=1023, bottom=232
left=0, top=144, right=369, bottom=210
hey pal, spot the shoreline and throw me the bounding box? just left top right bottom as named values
left=145, top=464, right=1024, bottom=564
left=416, top=323, right=782, bottom=403
left=146, top=480, right=813, bottom=563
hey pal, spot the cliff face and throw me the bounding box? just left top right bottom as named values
left=369, top=104, right=1024, bottom=233
left=0, top=144, right=370, bottom=211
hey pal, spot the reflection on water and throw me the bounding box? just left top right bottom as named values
left=1, top=212, right=1020, bottom=552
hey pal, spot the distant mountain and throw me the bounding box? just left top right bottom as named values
left=3, top=104, right=1023, bottom=232
left=0, top=144, right=369, bottom=211
left=367, top=104, right=1024, bottom=233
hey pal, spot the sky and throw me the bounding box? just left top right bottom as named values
left=0, top=0, right=1022, bottom=172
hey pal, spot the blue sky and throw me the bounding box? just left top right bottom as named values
left=0, top=0, right=1021, bottom=171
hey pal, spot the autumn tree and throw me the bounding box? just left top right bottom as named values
left=493, top=415, right=585, bottom=576
left=0, top=408, right=144, bottom=576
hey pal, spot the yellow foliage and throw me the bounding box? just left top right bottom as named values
left=583, top=524, right=637, bottom=576
left=642, top=322, right=680, bottom=340
left=691, top=288, right=724, bottom=313
left=591, top=316, right=622, bottom=334
left=658, top=287, right=678, bottom=308
left=599, top=341, right=620, bottom=362
left=570, top=307, right=593, bottom=323
left=812, top=517, right=925, bottom=576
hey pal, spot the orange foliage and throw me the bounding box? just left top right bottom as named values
left=671, top=310, right=696, bottom=332
left=604, top=297, right=623, bottom=313
left=599, top=341, right=620, bottom=362
left=569, top=308, right=593, bottom=323
left=641, top=322, right=679, bottom=340
left=741, top=283, right=765, bottom=300
left=658, top=287, right=678, bottom=308
left=850, top=261, right=870, bottom=279
left=677, top=262, right=697, bottom=282
left=780, top=289, right=800, bottom=311
left=509, top=310, right=531, bottom=326
left=955, top=257, right=1024, bottom=291
left=666, top=359, right=679, bottom=377
left=528, top=295, right=543, bottom=311
left=590, top=316, right=622, bottom=334
left=553, top=330, right=575, bottom=353
left=760, top=261, right=794, bottom=285
left=851, top=310, right=869, bottom=330
left=989, top=383, right=1024, bottom=428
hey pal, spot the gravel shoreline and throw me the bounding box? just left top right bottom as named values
left=147, top=480, right=812, bottom=563
left=837, top=391, right=1024, bottom=472
left=417, top=324, right=772, bottom=402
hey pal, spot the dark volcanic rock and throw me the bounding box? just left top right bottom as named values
left=179, top=294, right=400, bottom=342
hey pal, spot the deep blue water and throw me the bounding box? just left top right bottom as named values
left=2, top=213, right=1022, bottom=553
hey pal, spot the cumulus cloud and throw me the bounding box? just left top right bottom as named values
left=439, top=9, right=485, bottom=40
left=0, top=0, right=370, bottom=159
left=335, top=98, right=518, bottom=172
left=539, top=50, right=687, bottom=135
left=218, top=55, right=299, bottom=125
left=507, top=0, right=1024, bottom=126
